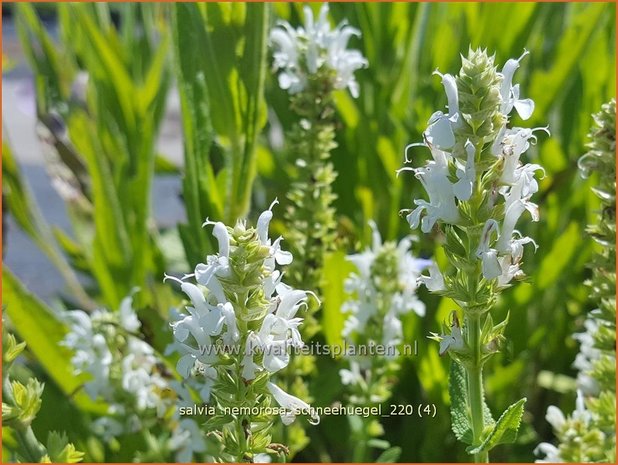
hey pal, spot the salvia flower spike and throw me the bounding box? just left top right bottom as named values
left=166, top=201, right=319, bottom=462
left=401, top=48, right=547, bottom=462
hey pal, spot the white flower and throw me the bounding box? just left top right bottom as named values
left=194, top=362, right=217, bottom=403
left=170, top=419, right=207, bottom=463
left=431, top=315, right=465, bottom=356
left=508, top=234, right=538, bottom=262
left=383, top=310, right=404, bottom=349
left=211, top=302, right=240, bottom=346
left=339, top=360, right=364, bottom=386
left=61, top=310, right=113, bottom=400
left=91, top=417, right=124, bottom=443
left=496, top=255, right=523, bottom=288
left=534, top=442, right=563, bottom=463
left=342, top=222, right=428, bottom=344
left=267, top=382, right=320, bottom=425
left=241, top=332, right=262, bottom=381
left=166, top=201, right=316, bottom=426
left=476, top=220, right=501, bottom=280
left=418, top=262, right=446, bottom=292
left=573, top=318, right=604, bottom=395
left=164, top=280, right=221, bottom=377
left=424, top=71, right=460, bottom=150
left=495, top=197, right=537, bottom=253
left=118, top=292, right=141, bottom=333
left=194, top=220, right=231, bottom=300
left=495, top=127, right=543, bottom=183
left=165, top=222, right=246, bottom=382
left=62, top=297, right=171, bottom=439
left=572, top=389, right=592, bottom=424
left=253, top=453, right=272, bottom=463
left=453, top=140, right=477, bottom=201
left=499, top=50, right=534, bottom=120
left=257, top=289, right=308, bottom=373
left=270, top=3, right=367, bottom=97
left=121, top=339, right=167, bottom=412
left=545, top=405, right=566, bottom=431
left=257, top=198, right=293, bottom=271
left=403, top=145, right=460, bottom=232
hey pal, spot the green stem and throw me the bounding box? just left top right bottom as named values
left=351, top=416, right=369, bottom=462
left=234, top=349, right=249, bottom=462
left=14, top=425, right=47, bottom=463
left=466, top=314, right=488, bottom=463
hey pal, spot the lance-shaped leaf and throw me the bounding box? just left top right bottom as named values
left=2, top=268, right=106, bottom=414
left=466, top=397, right=526, bottom=455
left=449, top=362, right=495, bottom=445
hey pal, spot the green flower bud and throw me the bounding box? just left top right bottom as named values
left=2, top=332, right=27, bottom=364
left=456, top=48, right=505, bottom=148
left=10, top=379, right=44, bottom=426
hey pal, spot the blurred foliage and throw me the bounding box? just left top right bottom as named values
left=13, top=3, right=173, bottom=311
left=171, top=2, right=270, bottom=267
left=262, top=3, right=615, bottom=462
left=2, top=2, right=615, bottom=463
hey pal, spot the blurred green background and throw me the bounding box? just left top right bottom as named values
left=2, top=2, right=615, bottom=462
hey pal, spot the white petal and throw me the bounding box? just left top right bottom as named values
left=277, top=290, right=308, bottom=319
left=514, top=99, right=535, bottom=120
left=418, top=263, right=445, bottom=292
left=263, top=341, right=290, bottom=373
left=441, top=73, right=459, bottom=118
left=278, top=73, right=293, bottom=90
left=481, top=250, right=502, bottom=280
left=176, top=354, right=195, bottom=378
left=545, top=406, right=565, bottom=430
left=275, top=249, right=293, bottom=265
left=211, top=222, right=230, bottom=258
left=406, top=205, right=425, bottom=229
left=425, top=115, right=455, bottom=150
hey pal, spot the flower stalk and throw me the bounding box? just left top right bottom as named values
left=404, top=48, right=545, bottom=462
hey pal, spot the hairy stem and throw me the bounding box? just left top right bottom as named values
left=466, top=314, right=488, bottom=463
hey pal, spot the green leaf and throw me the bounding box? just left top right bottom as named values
left=171, top=2, right=271, bottom=261
left=466, top=397, right=527, bottom=455
left=2, top=268, right=106, bottom=414
left=154, top=155, right=179, bottom=174
left=320, top=251, right=357, bottom=350
left=376, top=446, right=402, bottom=463
left=3, top=333, right=27, bottom=364
left=68, top=111, right=131, bottom=307
left=171, top=3, right=220, bottom=265
left=449, top=362, right=494, bottom=445
left=45, top=432, right=85, bottom=463
left=537, top=221, right=579, bottom=289
left=2, top=142, right=42, bottom=241
left=367, top=438, right=390, bottom=450
left=2, top=142, right=95, bottom=310
left=529, top=3, right=607, bottom=120
left=15, top=3, right=74, bottom=114
left=449, top=362, right=473, bottom=444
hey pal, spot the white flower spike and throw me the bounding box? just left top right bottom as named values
left=270, top=3, right=367, bottom=97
